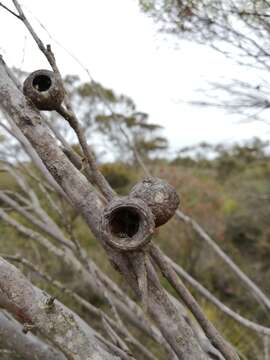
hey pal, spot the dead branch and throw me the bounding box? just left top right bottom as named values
left=0, top=311, right=66, bottom=360
left=167, top=256, right=270, bottom=336
left=175, top=209, right=270, bottom=311
left=150, top=244, right=239, bottom=360
left=0, top=60, right=213, bottom=359
left=2, top=253, right=158, bottom=360
left=0, top=256, right=119, bottom=359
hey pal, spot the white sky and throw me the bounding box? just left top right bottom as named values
left=0, top=0, right=269, bottom=155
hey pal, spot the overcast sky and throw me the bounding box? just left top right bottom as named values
left=0, top=0, right=269, bottom=155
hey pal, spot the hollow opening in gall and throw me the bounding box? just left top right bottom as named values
left=109, top=207, right=141, bottom=239
left=32, top=75, right=52, bottom=92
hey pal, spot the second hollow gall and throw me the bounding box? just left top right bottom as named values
left=130, top=177, right=180, bottom=227
left=23, top=69, right=65, bottom=111
left=100, top=196, right=155, bottom=251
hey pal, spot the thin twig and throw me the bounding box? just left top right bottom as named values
left=57, top=105, right=115, bottom=200
left=95, top=333, right=135, bottom=360
left=167, top=256, right=270, bottom=336
left=0, top=191, right=75, bottom=251
left=175, top=209, right=270, bottom=311
left=264, top=336, right=269, bottom=360
left=2, top=254, right=157, bottom=360
left=150, top=244, right=240, bottom=360
left=12, top=0, right=60, bottom=75
left=102, top=317, right=133, bottom=357
left=0, top=2, right=22, bottom=20
left=10, top=0, right=115, bottom=200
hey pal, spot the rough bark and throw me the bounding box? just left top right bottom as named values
left=0, top=206, right=167, bottom=353
left=0, top=311, right=66, bottom=360
left=0, top=257, right=119, bottom=360
left=0, top=58, right=210, bottom=359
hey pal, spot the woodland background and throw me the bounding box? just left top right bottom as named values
left=1, top=1, right=270, bottom=359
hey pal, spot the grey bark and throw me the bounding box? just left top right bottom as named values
left=176, top=210, right=270, bottom=311
left=3, top=112, right=67, bottom=197
left=0, top=311, right=66, bottom=360
left=0, top=57, right=210, bottom=359
left=167, top=256, right=270, bottom=336
left=0, top=206, right=165, bottom=350
left=0, top=257, right=119, bottom=360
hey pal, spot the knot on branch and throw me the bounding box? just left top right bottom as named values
left=23, top=69, right=64, bottom=111
left=130, top=177, right=180, bottom=227
left=44, top=295, right=56, bottom=310
left=100, top=197, right=155, bottom=252
left=22, top=323, right=36, bottom=334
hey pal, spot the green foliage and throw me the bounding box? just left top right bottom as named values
left=0, top=170, right=18, bottom=192
left=96, top=111, right=168, bottom=160
left=61, top=75, right=167, bottom=161
left=138, top=0, right=270, bottom=120
left=138, top=0, right=203, bottom=34
left=1, top=138, right=270, bottom=359
left=77, top=82, right=117, bottom=103
left=139, top=0, right=155, bottom=12
left=173, top=138, right=270, bottom=180
left=157, top=141, right=270, bottom=359
left=214, top=138, right=269, bottom=181
left=100, top=162, right=138, bottom=194
left=225, top=215, right=261, bottom=251
left=138, top=0, right=269, bottom=40
left=222, top=198, right=238, bottom=216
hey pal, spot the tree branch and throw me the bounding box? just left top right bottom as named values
left=0, top=311, right=66, bottom=360
left=150, top=244, right=239, bottom=360
left=0, top=2, right=22, bottom=20
left=167, top=256, right=270, bottom=336
left=2, top=253, right=158, bottom=360
left=0, top=256, right=119, bottom=359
